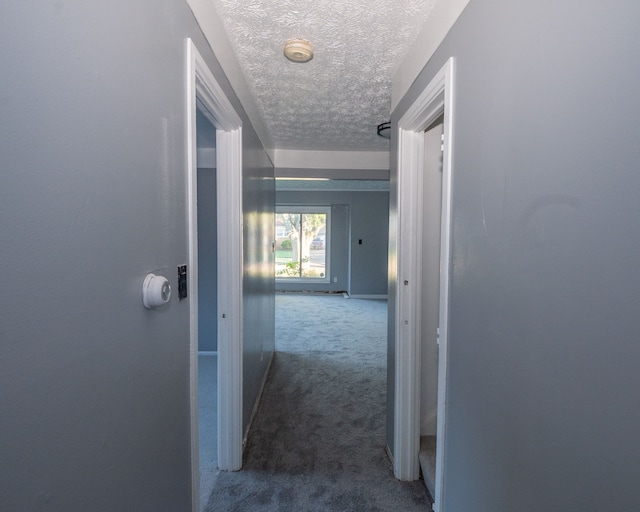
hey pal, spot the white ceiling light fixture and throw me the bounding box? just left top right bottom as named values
left=284, top=38, right=314, bottom=63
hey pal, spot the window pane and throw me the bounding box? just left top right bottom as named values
left=275, top=210, right=328, bottom=280
left=301, top=213, right=326, bottom=278
left=275, top=213, right=301, bottom=277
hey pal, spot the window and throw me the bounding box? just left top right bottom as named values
left=275, top=207, right=330, bottom=281
left=275, top=223, right=288, bottom=238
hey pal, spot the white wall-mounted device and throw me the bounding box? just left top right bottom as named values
left=142, top=273, right=171, bottom=309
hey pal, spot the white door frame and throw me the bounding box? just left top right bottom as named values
left=186, top=39, right=244, bottom=511
left=394, top=57, right=454, bottom=512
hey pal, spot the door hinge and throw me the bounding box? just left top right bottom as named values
left=436, top=327, right=440, bottom=345
left=440, top=133, right=445, bottom=153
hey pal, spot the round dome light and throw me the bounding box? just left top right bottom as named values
left=284, top=39, right=314, bottom=63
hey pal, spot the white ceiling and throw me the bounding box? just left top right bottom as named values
left=276, top=178, right=390, bottom=192
left=209, top=0, right=436, bottom=152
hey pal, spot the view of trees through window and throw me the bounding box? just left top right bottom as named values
left=275, top=209, right=328, bottom=279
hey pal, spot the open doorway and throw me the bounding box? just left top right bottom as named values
left=418, top=116, right=444, bottom=499
left=186, top=39, right=244, bottom=512
left=196, top=110, right=218, bottom=507
left=394, top=57, right=454, bottom=512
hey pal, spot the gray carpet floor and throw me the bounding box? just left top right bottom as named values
left=199, top=353, right=218, bottom=508
left=205, top=293, right=430, bottom=511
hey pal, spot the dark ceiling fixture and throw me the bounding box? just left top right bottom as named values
left=377, top=122, right=391, bottom=139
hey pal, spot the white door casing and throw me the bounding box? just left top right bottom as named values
left=394, top=57, right=454, bottom=512
left=186, top=38, right=244, bottom=512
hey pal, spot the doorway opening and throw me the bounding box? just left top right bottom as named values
left=394, top=57, right=454, bottom=512
left=196, top=109, right=218, bottom=507
left=186, top=39, right=244, bottom=512
left=418, top=115, right=444, bottom=500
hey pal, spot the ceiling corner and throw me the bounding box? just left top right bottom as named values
left=391, top=0, right=471, bottom=112
left=185, top=0, right=274, bottom=152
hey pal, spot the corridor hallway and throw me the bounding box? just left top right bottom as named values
left=204, top=293, right=430, bottom=510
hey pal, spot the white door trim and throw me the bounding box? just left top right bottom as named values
left=186, top=38, right=244, bottom=512
left=394, top=57, right=454, bottom=512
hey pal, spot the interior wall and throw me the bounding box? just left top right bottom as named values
left=0, top=2, right=274, bottom=510
left=349, top=192, right=390, bottom=296
left=275, top=190, right=389, bottom=295
left=197, top=168, right=217, bottom=351
left=389, top=0, right=640, bottom=510
left=242, top=151, right=276, bottom=435
left=197, top=111, right=217, bottom=352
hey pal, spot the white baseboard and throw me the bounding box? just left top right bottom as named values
left=385, top=444, right=395, bottom=466
left=243, top=350, right=275, bottom=450
left=198, top=351, right=217, bottom=356
left=346, top=294, right=388, bottom=300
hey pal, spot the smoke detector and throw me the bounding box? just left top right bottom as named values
left=284, top=39, right=314, bottom=63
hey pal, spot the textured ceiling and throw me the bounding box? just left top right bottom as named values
left=210, top=0, right=435, bottom=151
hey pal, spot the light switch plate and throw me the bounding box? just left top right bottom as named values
left=178, top=265, right=187, bottom=300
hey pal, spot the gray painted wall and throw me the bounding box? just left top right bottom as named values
left=275, top=190, right=389, bottom=295
left=197, top=168, right=217, bottom=351
left=242, top=156, right=276, bottom=432
left=0, top=2, right=274, bottom=510
left=349, top=192, right=390, bottom=296
left=197, top=111, right=218, bottom=352
left=388, top=0, right=640, bottom=510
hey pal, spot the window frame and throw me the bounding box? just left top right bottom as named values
left=275, top=206, right=331, bottom=283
